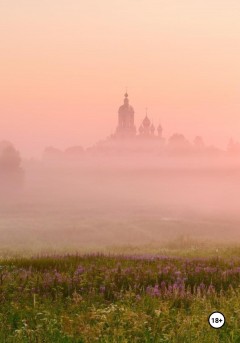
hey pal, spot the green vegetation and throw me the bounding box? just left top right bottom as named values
left=0, top=247, right=240, bottom=342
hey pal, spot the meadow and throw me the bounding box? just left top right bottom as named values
left=1, top=161, right=240, bottom=342
left=1, top=246, right=240, bottom=342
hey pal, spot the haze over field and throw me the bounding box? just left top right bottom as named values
left=0, top=155, right=240, bottom=253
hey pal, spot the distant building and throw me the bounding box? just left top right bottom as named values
left=138, top=110, right=163, bottom=140
left=115, top=93, right=136, bottom=138
left=86, top=92, right=165, bottom=154
left=44, top=91, right=222, bottom=157
left=114, top=92, right=162, bottom=141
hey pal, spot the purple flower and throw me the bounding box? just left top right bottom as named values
left=100, top=286, right=105, bottom=294
left=74, top=266, right=85, bottom=276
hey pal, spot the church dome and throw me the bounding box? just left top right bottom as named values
left=118, top=104, right=134, bottom=112
left=142, top=116, right=151, bottom=128
left=118, top=92, right=134, bottom=114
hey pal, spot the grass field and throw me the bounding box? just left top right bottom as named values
left=1, top=166, right=240, bottom=341
left=1, top=245, right=240, bottom=342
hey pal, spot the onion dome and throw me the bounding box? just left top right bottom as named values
left=118, top=92, right=134, bottom=113
left=123, top=92, right=129, bottom=105
left=150, top=123, right=155, bottom=133
left=142, top=115, right=151, bottom=128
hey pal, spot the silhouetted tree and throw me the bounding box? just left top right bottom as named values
left=193, top=136, right=205, bottom=149
left=168, top=133, right=191, bottom=153
left=0, top=141, right=21, bottom=172
left=0, top=141, right=24, bottom=189
left=65, top=146, right=84, bottom=158
left=43, top=147, right=63, bottom=161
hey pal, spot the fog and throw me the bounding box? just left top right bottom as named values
left=1, top=153, right=240, bottom=255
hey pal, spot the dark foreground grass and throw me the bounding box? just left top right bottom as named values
left=1, top=252, right=240, bottom=342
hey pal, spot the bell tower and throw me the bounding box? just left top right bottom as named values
left=115, top=93, right=136, bottom=138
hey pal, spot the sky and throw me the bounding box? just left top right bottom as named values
left=1, top=0, right=240, bottom=157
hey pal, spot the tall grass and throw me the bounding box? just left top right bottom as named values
left=0, top=250, right=240, bottom=341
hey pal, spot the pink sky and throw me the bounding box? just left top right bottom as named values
left=1, top=0, right=240, bottom=157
